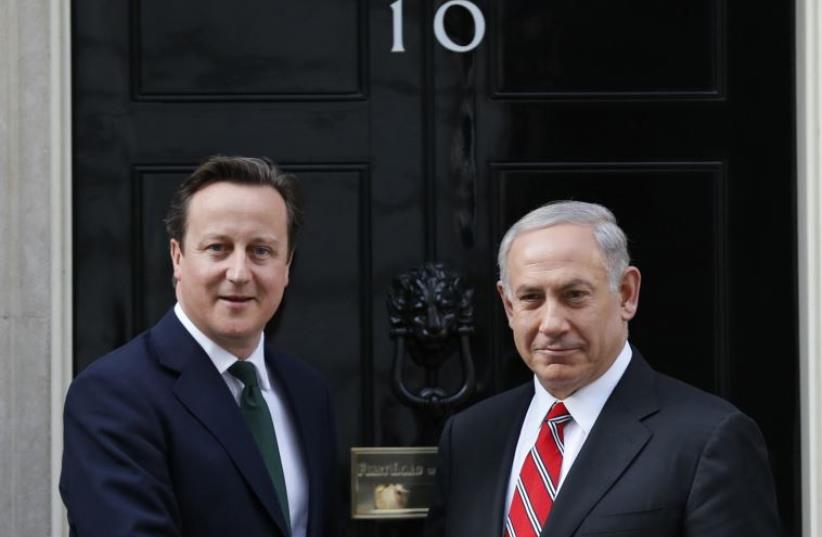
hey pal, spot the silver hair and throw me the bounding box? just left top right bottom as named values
left=498, top=200, right=630, bottom=295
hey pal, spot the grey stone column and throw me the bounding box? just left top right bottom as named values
left=0, top=0, right=72, bottom=535
left=798, top=0, right=822, bottom=534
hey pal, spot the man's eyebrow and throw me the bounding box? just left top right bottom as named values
left=247, top=238, right=286, bottom=252
left=248, top=235, right=282, bottom=244
left=561, top=278, right=594, bottom=288
left=196, top=234, right=282, bottom=244
left=513, top=285, right=543, bottom=296
left=198, top=233, right=229, bottom=243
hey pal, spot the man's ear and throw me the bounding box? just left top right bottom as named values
left=283, top=250, right=294, bottom=287
left=170, top=239, right=183, bottom=282
left=497, top=281, right=515, bottom=327
left=619, top=266, right=641, bottom=321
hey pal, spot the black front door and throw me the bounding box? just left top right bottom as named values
left=73, top=0, right=798, bottom=535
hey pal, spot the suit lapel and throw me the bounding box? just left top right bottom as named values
left=149, top=311, right=290, bottom=536
left=541, top=352, right=659, bottom=537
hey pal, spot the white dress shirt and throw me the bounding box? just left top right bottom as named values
left=175, top=303, right=308, bottom=537
left=504, top=341, right=633, bottom=518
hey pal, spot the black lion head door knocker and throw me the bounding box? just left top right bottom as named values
left=387, top=262, right=475, bottom=409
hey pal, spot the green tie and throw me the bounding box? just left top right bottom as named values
left=228, top=361, right=291, bottom=533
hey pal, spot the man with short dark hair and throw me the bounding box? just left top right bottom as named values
left=425, top=200, right=780, bottom=537
left=61, top=155, right=339, bottom=537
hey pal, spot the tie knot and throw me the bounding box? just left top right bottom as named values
left=546, top=401, right=571, bottom=423
left=228, top=360, right=259, bottom=388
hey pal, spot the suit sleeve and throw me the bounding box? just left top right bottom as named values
left=684, top=411, right=781, bottom=537
left=60, top=366, right=182, bottom=537
left=424, top=416, right=454, bottom=537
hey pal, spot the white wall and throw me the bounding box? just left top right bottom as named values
left=0, top=0, right=71, bottom=535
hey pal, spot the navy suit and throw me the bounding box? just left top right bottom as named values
left=61, top=310, right=339, bottom=537
left=425, top=349, right=781, bottom=537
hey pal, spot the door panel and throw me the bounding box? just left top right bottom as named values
left=135, top=0, right=364, bottom=97
left=494, top=0, right=721, bottom=96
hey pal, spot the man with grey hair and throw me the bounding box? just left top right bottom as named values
left=425, top=200, right=780, bottom=537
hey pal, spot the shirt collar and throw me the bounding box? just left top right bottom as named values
left=174, top=303, right=270, bottom=391
left=532, top=340, right=632, bottom=433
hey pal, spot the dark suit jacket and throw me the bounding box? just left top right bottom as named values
left=60, top=310, right=339, bottom=537
left=425, top=349, right=781, bottom=537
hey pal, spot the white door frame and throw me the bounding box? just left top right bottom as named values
left=797, top=0, right=822, bottom=535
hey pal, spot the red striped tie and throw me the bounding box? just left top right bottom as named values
left=504, top=402, right=572, bottom=537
